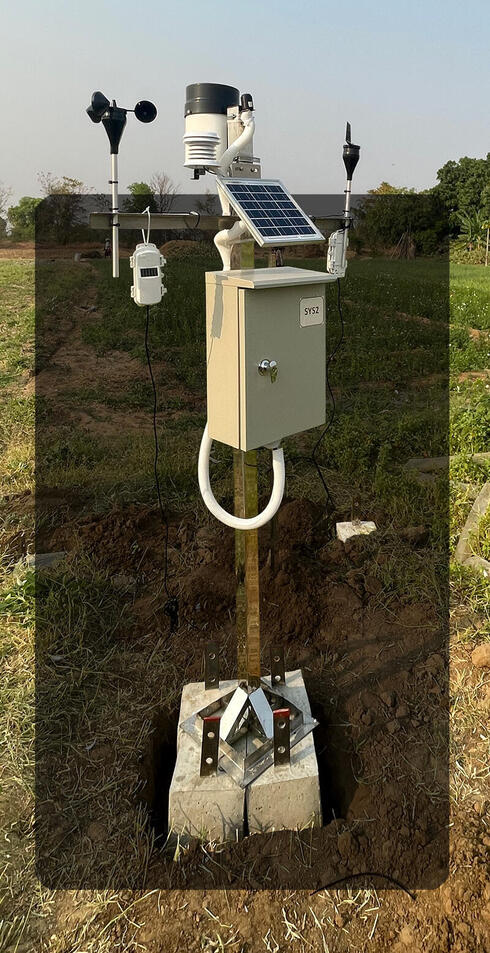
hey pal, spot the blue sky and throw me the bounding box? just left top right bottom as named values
left=3, top=0, right=489, bottom=204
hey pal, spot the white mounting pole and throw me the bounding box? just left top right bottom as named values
left=344, top=178, right=352, bottom=220
left=342, top=176, right=353, bottom=262
left=110, top=153, right=119, bottom=278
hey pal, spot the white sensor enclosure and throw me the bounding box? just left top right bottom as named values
left=130, top=243, right=166, bottom=306
left=327, top=228, right=348, bottom=278
left=183, top=107, right=254, bottom=170
left=183, top=112, right=228, bottom=168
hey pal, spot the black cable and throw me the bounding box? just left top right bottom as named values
left=311, top=277, right=345, bottom=515
left=311, top=871, right=416, bottom=901
left=144, top=305, right=179, bottom=631
left=187, top=211, right=201, bottom=229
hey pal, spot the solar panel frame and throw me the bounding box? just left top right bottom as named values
left=216, top=177, right=325, bottom=247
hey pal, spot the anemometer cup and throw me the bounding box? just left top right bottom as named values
left=198, top=424, right=286, bottom=531
left=87, top=91, right=110, bottom=122
left=86, top=91, right=157, bottom=152
left=134, top=100, right=157, bottom=123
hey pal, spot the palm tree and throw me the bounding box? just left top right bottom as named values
left=457, top=208, right=486, bottom=251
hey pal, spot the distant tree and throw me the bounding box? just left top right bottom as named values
left=124, top=182, right=157, bottom=213
left=0, top=217, right=6, bottom=238
left=37, top=174, right=93, bottom=244
left=481, top=185, right=490, bottom=266
left=8, top=196, right=42, bottom=239
left=456, top=208, right=487, bottom=252
left=368, top=181, right=414, bottom=195
left=356, top=188, right=448, bottom=255
left=38, top=174, right=90, bottom=197
left=149, top=172, right=180, bottom=212
left=481, top=183, right=490, bottom=221
left=195, top=189, right=218, bottom=215
left=434, top=154, right=490, bottom=231
left=0, top=181, right=12, bottom=219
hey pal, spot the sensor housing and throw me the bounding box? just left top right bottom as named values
left=130, top=243, right=166, bottom=306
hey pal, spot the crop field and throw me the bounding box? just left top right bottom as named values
left=0, top=249, right=489, bottom=951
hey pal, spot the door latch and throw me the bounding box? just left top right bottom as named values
left=258, top=359, right=278, bottom=383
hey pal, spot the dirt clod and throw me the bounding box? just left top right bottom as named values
left=471, top=642, right=490, bottom=668
left=400, top=525, right=429, bottom=545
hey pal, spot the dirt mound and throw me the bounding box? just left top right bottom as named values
left=40, top=496, right=449, bottom=894
left=48, top=502, right=175, bottom=574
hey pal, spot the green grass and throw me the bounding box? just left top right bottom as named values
left=342, top=256, right=450, bottom=321
left=84, top=257, right=208, bottom=353
left=0, top=394, right=34, bottom=498
left=0, top=260, right=35, bottom=390
left=4, top=253, right=478, bottom=530
left=450, top=263, right=490, bottom=331
left=0, top=559, right=36, bottom=951
left=0, top=253, right=486, bottom=534
left=27, top=251, right=486, bottom=626
left=35, top=260, right=92, bottom=371
left=38, top=426, right=204, bottom=512
left=451, top=390, right=490, bottom=454
left=29, top=255, right=452, bottom=544
left=470, top=507, right=490, bottom=562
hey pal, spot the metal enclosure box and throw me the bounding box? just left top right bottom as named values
left=205, top=267, right=329, bottom=451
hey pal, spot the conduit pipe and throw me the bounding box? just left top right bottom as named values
left=198, top=424, right=286, bottom=530
left=214, top=219, right=250, bottom=270
left=218, top=110, right=255, bottom=174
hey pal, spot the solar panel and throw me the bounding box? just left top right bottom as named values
left=216, top=177, right=325, bottom=247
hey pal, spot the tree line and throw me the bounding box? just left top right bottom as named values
left=352, top=154, right=490, bottom=258
left=0, top=172, right=181, bottom=244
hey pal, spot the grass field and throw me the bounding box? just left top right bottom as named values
left=0, top=250, right=489, bottom=951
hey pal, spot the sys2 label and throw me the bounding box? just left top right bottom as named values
left=300, top=296, right=324, bottom=327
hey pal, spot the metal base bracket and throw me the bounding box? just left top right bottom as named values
left=270, top=645, right=286, bottom=686
left=204, top=641, right=220, bottom=690
left=180, top=670, right=318, bottom=789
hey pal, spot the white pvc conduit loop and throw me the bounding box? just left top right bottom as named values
left=198, top=424, right=286, bottom=530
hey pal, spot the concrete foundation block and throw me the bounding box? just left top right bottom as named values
left=169, top=671, right=322, bottom=842
left=246, top=670, right=322, bottom=834
left=169, top=678, right=245, bottom=842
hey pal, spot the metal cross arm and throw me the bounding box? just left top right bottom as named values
left=89, top=212, right=238, bottom=232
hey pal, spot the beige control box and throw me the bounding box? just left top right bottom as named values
left=205, top=267, right=330, bottom=451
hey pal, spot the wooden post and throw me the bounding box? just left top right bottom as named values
left=234, top=448, right=247, bottom=680
left=266, top=248, right=282, bottom=575
left=244, top=448, right=261, bottom=687
left=233, top=239, right=261, bottom=687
